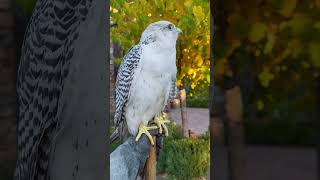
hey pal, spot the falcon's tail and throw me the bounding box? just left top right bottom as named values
left=110, top=128, right=119, bottom=144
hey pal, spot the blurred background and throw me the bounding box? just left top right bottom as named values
left=0, top=0, right=36, bottom=179
left=212, top=0, right=319, bottom=180
left=110, top=0, right=211, bottom=179
left=2, top=0, right=319, bottom=180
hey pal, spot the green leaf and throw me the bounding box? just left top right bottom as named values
left=192, top=6, right=205, bottom=24
left=249, top=22, right=267, bottom=42
left=264, top=33, right=276, bottom=54
left=279, top=0, right=297, bottom=17
left=258, top=69, right=275, bottom=87
left=309, top=42, right=320, bottom=67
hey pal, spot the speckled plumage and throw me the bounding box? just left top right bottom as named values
left=15, top=0, right=93, bottom=179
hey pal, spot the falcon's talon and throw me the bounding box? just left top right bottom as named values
left=135, top=123, right=158, bottom=146
left=152, top=116, right=170, bottom=136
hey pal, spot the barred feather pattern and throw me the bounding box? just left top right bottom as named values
left=168, top=80, right=179, bottom=103
left=14, top=0, right=93, bottom=179
left=114, top=45, right=142, bottom=128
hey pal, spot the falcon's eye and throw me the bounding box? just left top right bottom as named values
left=167, top=24, right=174, bottom=30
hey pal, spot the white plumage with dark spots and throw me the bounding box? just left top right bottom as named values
left=112, top=20, right=181, bottom=145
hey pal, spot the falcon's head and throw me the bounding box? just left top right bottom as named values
left=140, top=20, right=182, bottom=46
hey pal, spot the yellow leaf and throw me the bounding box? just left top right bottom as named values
left=280, top=0, right=297, bottom=17
left=258, top=68, right=274, bottom=87
left=309, top=42, right=320, bottom=67
left=176, top=80, right=182, bottom=87
left=195, top=55, right=203, bottom=66
left=192, top=6, right=205, bottom=24
left=257, top=100, right=264, bottom=111
left=249, top=23, right=267, bottom=42
left=206, top=75, right=210, bottom=83
left=184, top=0, right=192, bottom=7
left=112, top=8, right=119, bottom=13
left=191, top=83, right=196, bottom=89
left=187, top=68, right=194, bottom=75
left=264, top=33, right=276, bottom=54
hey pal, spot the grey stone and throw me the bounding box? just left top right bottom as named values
left=110, top=135, right=151, bottom=180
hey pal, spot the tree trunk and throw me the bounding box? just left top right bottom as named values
left=180, top=88, right=188, bottom=136
left=224, top=85, right=246, bottom=180
left=0, top=0, right=17, bottom=179
left=110, top=41, right=116, bottom=116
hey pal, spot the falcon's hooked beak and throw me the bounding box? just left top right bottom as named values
left=176, top=27, right=182, bottom=34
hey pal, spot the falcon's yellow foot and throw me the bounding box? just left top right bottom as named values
left=135, top=123, right=158, bottom=146
left=152, top=114, right=170, bottom=136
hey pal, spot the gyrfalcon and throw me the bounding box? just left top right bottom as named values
left=112, top=20, right=182, bottom=145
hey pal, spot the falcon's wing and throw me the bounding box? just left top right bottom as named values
left=168, top=80, right=180, bottom=102
left=15, top=0, right=93, bottom=179
left=114, top=44, right=142, bottom=127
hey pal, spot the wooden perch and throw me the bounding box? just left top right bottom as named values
left=145, top=136, right=157, bottom=180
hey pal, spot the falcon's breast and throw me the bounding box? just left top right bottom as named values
left=124, top=44, right=177, bottom=135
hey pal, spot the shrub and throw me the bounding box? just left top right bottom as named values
left=166, top=122, right=185, bottom=140
left=158, top=123, right=210, bottom=179
left=186, top=95, right=209, bottom=108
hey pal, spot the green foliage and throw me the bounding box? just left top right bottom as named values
left=166, top=122, right=185, bottom=140
left=214, top=0, right=320, bottom=122
left=110, top=0, right=210, bottom=93
left=184, top=78, right=209, bottom=107
left=186, top=95, right=209, bottom=108
left=245, top=120, right=315, bottom=146
left=157, top=123, right=210, bottom=179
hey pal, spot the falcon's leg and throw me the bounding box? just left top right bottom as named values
left=151, top=113, right=170, bottom=136
left=135, top=123, right=158, bottom=145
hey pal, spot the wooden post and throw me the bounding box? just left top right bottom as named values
left=223, top=54, right=246, bottom=180
left=180, top=87, right=188, bottom=136
left=145, top=137, right=157, bottom=180
left=225, top=86, right=246, bottom=180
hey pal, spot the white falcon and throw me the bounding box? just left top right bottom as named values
left=113, top=20, right=182, bottom=145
